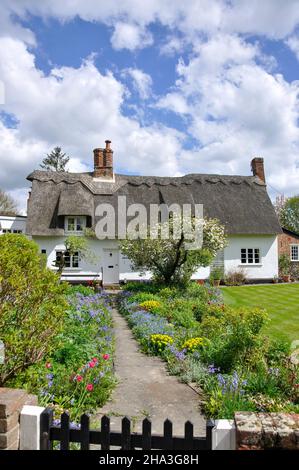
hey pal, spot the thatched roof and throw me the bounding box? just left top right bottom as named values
left=26, top=170, right=282, bottom=236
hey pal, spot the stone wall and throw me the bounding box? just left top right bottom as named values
left=235, top=412, right=299, bottom=450
left=0, top=388, right=37, bottom=450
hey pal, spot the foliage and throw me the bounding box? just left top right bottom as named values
left=120, top=217, right=227, bottom=286
left=279, top=253, right=291, bottom=276
left=40, top=146, right=70, bottom=172
left=209, top=267, right=224, bottom=281
left=275, top=194, right=299, bottom=235
left=0, top=189, right=18, bottom=215
left=224, top=268, right=247, bottom=286
left=139, top=300, right=161, bottom=312
left=10, top=289, right=116, bottom=421
left=0, top=235, right=68, bottom=385
left=54, top=235, right=92, bottom=276
left=150, top=334, right=174, bottom=354
left=181, top=337, right=206, bottom=353
left=119, top=281, right=298, bottom=419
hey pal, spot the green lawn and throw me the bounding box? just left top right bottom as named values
left=221, top=284, right=299, bottom=343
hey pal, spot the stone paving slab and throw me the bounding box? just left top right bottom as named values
left=95, top=306, right=206, bottom=437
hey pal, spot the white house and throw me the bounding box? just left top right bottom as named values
left=0, top=214, right=27, bottom=235
left=26, top=140, right=281, bottom=285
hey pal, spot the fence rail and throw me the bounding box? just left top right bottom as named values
left=40, top=408, right=214, bottom=450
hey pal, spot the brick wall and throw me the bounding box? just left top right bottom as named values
left=0, top=388, right=37, bottom=450
left=235, top=412, right=299, bottom=450
left=278, top=232, right=299, bottom=257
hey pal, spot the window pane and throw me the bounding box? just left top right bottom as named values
left=241, top=248, right=247, bottom=263
left=76, top=218, right=83, bottom=231
left=72, top=251, right=79, bottom=268
left=248, top=249, right=253, bottom=263
left=67, top=218, right=75, bottom=231
left=254, top=249, right=260, bottom=263
left=291, top=246, right=299, bottom=261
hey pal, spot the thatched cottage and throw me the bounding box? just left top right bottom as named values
left=26, top=140, right=281, bottom=284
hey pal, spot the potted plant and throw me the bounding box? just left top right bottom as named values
left=279, top=254, right=291, bottom=282
left=210, top=268, right=223, bottom=287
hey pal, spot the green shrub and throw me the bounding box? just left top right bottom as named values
left=0, top=235, right=68, bottom=386
left=200, top=306, right=269, bottom=371
left=10, top=289, right=116, bottom=421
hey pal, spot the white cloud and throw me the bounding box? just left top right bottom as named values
left=111, top=22, right=153, bottom=50
left=124, top=68, right=153, bottom=99
left=286, top=34, right=299, bottom=61
left=156, top=93, right=189, bottom=114
left=2, top=0, right=299, bottom=51
left=154, top=33, right=299, bottom=194
left=0, top=37, right=182, bottom=201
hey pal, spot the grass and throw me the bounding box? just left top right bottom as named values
left=221, top=283, right=299, bottom=343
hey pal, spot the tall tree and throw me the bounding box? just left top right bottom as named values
left=40, top=147, right=70, bottom=172
left=0, top=189, right=18, bottom=215
left=275, top=194, right=299, bottom=235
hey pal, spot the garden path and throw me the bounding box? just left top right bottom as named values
left=96, top=302, right=206, bottom=436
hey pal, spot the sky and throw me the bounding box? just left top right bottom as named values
left=0, top=0, right=299, bottom=213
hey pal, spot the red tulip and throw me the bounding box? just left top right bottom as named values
left=86, top=384, right=93, bottom=392
left=103, top=354, right=110, bottom=360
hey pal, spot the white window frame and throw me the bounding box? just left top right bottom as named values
left=240, top=248, right=261, bottom=265
left=55, top=250, right=80, bottom=269
left=290, top=244, right=299, bottom=262
left=65, top=216, right=86, bottom=233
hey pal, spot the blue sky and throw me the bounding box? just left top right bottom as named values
left=1, top=1, right=299, bottom=212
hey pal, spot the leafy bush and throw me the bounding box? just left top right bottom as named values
left=10, top=290, right=116, bottom=421
left=200, top=306, right=269, bottom=371
left=224, top=268, right=247, bottom=286
left=0, top=234, right=68, bottom=386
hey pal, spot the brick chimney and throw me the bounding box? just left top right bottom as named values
left=251, top=157, right=265, bottom=183
left=93, top=140, right=113, bottom=179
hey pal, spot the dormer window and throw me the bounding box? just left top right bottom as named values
left=65, top=216, right=86, bottom=233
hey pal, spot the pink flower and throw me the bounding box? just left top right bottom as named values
left=92, top=357, right=98, bottom=363
left=45, top=362, right=51, bottom=369
left=76, top=375, right=83, bottom=382
left=86, top=384, right=93, bottom=392
left=103, top=354, right=110, bottom=361
left=89, top=361, right=96, bottom=368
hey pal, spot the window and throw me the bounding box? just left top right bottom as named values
left=56, top=251, right=79, bottom=268
left=2, top=229, right=11, bottom=233
left=290, top=245, right=299, bottom=261
left=66, top=216, right=85, bottom=232
left=241, top=248, right=260, bottom=264
left=41, top=249, right=47, bottom=254
left=13, top=229, right=22, bottom=233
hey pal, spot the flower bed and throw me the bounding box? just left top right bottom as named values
left=9, top=285, right=116, bottom=423
left=119, top=282, right=299, bottom=419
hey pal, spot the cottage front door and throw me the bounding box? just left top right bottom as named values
left=102, top=249, right=119, bottom=285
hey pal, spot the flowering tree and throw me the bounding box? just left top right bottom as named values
left=274, top=194, right=299, bottom=235
left=120, top=217, right=227, bottom=286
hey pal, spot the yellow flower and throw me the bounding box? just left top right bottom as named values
left=139, top=300, right=161, bottom=312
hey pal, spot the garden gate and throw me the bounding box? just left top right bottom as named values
left=40, top=408, right=214, bottom=450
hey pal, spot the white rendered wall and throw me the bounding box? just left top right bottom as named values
left=224, top=235, right=278, bottom=279
left=0, top=215, right=27, bottom=234
left=32, top=234, right=278, bottom=282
